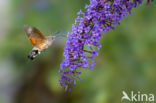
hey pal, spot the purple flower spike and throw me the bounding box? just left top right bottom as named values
left=59, top=0, right=148, bottom=90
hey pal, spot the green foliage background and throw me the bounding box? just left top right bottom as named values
left=0, top=0, right=156, bottom=103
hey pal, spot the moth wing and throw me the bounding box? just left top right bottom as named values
left=32, top=27, right=46, bottom=40
left=24, top=24, right=33, bottom=37
left=24, top=25, right=47, bottom=47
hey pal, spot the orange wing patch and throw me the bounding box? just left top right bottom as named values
left=29, top=37, right=37, bottom=46
left=24, top=25, right=47, bottom=50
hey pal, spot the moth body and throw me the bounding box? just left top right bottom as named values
left=24, top=25, right=55, bottom=60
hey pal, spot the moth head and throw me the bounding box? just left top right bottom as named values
left=47, top=36, right=55, bottom=41
left=46, top=36, right=56, bottom=46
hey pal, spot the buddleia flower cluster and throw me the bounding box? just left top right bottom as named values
left=59, top=0, right=151, bottom=91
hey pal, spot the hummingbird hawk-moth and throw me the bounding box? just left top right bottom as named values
left=24, top=25, right=55, bottom=60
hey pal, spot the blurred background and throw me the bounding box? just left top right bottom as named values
left=0, top=0, right=156, bottom=103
